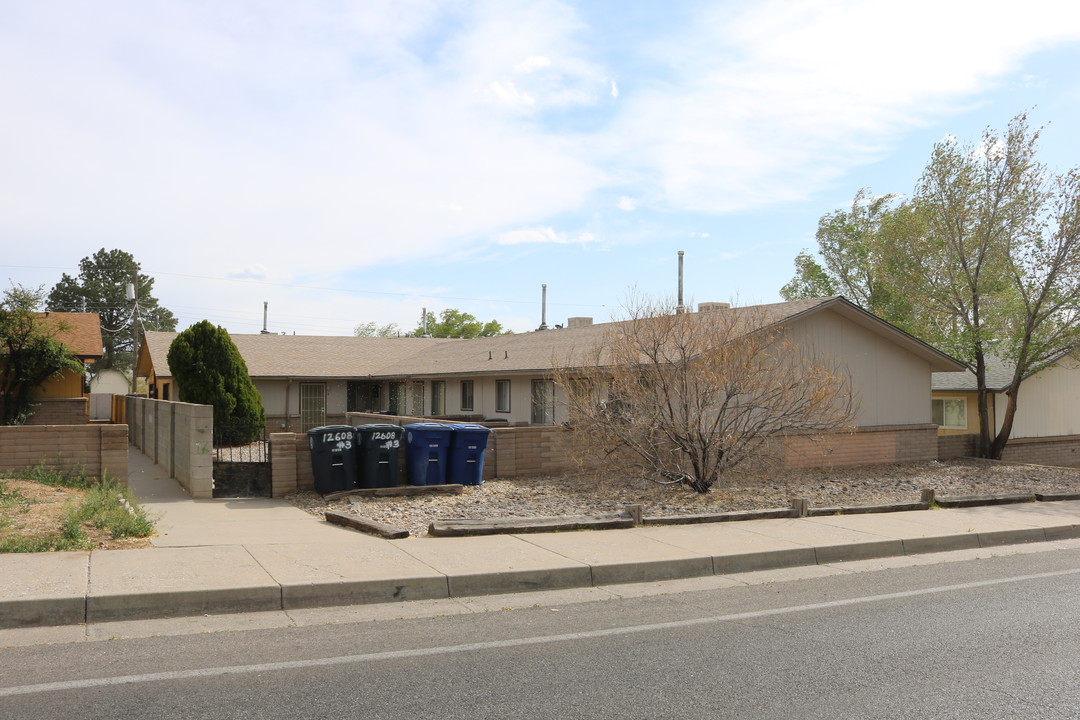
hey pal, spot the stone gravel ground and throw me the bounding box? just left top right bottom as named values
left=284, top=458, right=1080, bottom=538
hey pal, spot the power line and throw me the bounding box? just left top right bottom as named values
left=0, top=264, right=607, bottom=309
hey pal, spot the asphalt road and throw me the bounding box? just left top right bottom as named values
left=3, top=549, right=1080, bottom=719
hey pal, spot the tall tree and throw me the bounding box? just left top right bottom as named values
left=554, top=297, right=855, bottom=493
left=354, top=321, right=401, bottom=337
left=0, top=285, right=85, bottom=425
left=413, top=308, right=511, bottom=338
left=889, top=113, right=1080, bottom=459
left=781, top=189, right=913, bottom=323
left=47, top=249, right=177, bottom=371
left=167, top=320, right=265, bottom=445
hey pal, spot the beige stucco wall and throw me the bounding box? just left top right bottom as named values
left=995, top=354, right=1080, bottom=438
left=789, top=310, right=932, bottom=427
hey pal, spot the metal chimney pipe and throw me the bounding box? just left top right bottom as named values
left=539, top=284, right=549, bottom=330
left=676, top=251, right=685, bottom=314
left=261, top=301, right=270, bottom=334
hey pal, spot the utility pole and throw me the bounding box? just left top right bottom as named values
left=127, top=279, right=140, bottom=394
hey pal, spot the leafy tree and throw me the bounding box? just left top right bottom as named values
left=47, top=249, right=177, bottom=371
left=781, top=189, right=913, bottom=324
left=554, top=297, right=856, bottom=493
left=413, top=308, right=511, bottom=338
left=166, top=320, right=265, bottom=445
left=887, top=113, right=1080, bottom=459
left=0, top=285, right=85, bottom=425
left=354, top=321, right=401, bottom=337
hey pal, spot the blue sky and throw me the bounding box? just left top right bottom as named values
left=3, top=0, right=1080, bottom=335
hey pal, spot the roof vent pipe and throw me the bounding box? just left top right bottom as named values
left=539, top=284, right=548, bottom=331
left=261, top=301, right=270, bottom=334
left=676, top=251, right=685, bottom=314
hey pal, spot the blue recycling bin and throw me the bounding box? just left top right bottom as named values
left=448, top=424, right=492, bottom=486
left=307, top=425, right=358, bottom=494
left=404, top=423, right=453, bottom=486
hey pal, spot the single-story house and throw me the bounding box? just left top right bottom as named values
left=139, top=297, right=965, bottom=438
left=32, top=312, right=103, bottom=399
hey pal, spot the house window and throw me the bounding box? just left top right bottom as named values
left=161, top=382, right=170, bottom=401
left=347, top=381, right=378, bottom=413
left=460, top=380, right=474, bottom=411
left=531, top=379, right=554, bottom=425
left=431, top=381, right=445, bottom=416
left=411, top=381, right=424, bottom=416
left=496, top=379, right=511, bottom=413
left=932, top=397, right=967, bottom=429
left=388, top=382, right=407, bottom=415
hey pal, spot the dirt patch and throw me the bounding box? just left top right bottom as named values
left=286, top=458, right=1080, bottom=538
left=0, top=478, right=154, bottom=551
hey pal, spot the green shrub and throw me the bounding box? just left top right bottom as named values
left=167, top=320, right=265, bottom=445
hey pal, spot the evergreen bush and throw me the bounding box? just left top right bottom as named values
left=167, top=320, right=265, bottom=445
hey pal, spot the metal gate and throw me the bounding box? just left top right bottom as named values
left=212, top=424, right=271, bottom=497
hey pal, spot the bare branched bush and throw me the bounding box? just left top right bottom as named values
left=553, top=298, right=857, bottom=493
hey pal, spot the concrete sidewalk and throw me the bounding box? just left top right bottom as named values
left=3, top=450, right=1080, bottom=630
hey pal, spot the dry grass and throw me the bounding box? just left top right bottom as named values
left=0, top=470, right=155, bottom=552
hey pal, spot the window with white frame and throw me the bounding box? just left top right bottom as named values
left=496, top=379, right=511, bottom=413
left=460, top=380, right=474, bottom=411
left=932, top=397, right=967, bottom=429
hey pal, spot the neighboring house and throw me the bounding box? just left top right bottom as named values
left=933, top=351, right=1080, bottom=442
left=138, top=297, right=964, bottom=436
left=3, top=312, right=104, bottom=425
left=32, top=312, right=103, bottom=399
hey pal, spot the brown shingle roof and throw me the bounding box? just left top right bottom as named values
left=36, top=312, right=103, bottom=359
left=142, top=332, right=452, bottom=379
left=141, top=297, right=964, bottom=381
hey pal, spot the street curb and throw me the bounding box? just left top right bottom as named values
left=4, top=516, right=1080, bottom=631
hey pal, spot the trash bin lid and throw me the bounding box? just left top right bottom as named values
left=307, top=424, right=354, bottom=435
left=355, top=423, right=403, bottom=434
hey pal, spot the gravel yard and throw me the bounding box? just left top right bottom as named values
left=285, top=458, right=1080, bottom=538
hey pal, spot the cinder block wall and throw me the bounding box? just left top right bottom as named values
left=268, top=421, right=958, bottom=496
left=0, top=424, right=128, bottom=483
left=783, top=424, right=938, bottom=469
left=27, top=398, right=88, bottom=425
left=1000, top=435, right=1080, bottom=467
left=938, top=433, right=978, bottom=459
left=127, top=396, right=214, bottom=498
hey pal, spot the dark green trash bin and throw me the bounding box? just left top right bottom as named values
left=307, top=425, right=358, bottom=494
left=355, top=424, right=404, bottom=488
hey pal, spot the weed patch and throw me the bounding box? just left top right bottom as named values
left=0, top=469, right=155, bottom=553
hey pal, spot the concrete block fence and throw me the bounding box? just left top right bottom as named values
left=0, top=424, right=128, bottom=483
left=126, top=396, right=214, bottom=499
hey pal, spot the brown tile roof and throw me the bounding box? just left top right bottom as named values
left=141, top=297, right=964, bottom=381
left=36, top=312, right=103, bottom=359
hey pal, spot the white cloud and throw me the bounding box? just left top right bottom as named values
left=604, top=0, right=1080, bottom=213
left=688, top=231, right=710, bottom=238
left=515, top=55, right=551, bottom=72
left=610, top=79, right=619, bottom=98
left=496, top=227, right=598, bottom=245
left=488, top=80, right=535, bottom=106
left=616, top=196, right=635, bottom=211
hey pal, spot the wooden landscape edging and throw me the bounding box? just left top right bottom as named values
left=429, top=512, right=634, bottom=537
left=324, top=510, right=410, bottom=539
